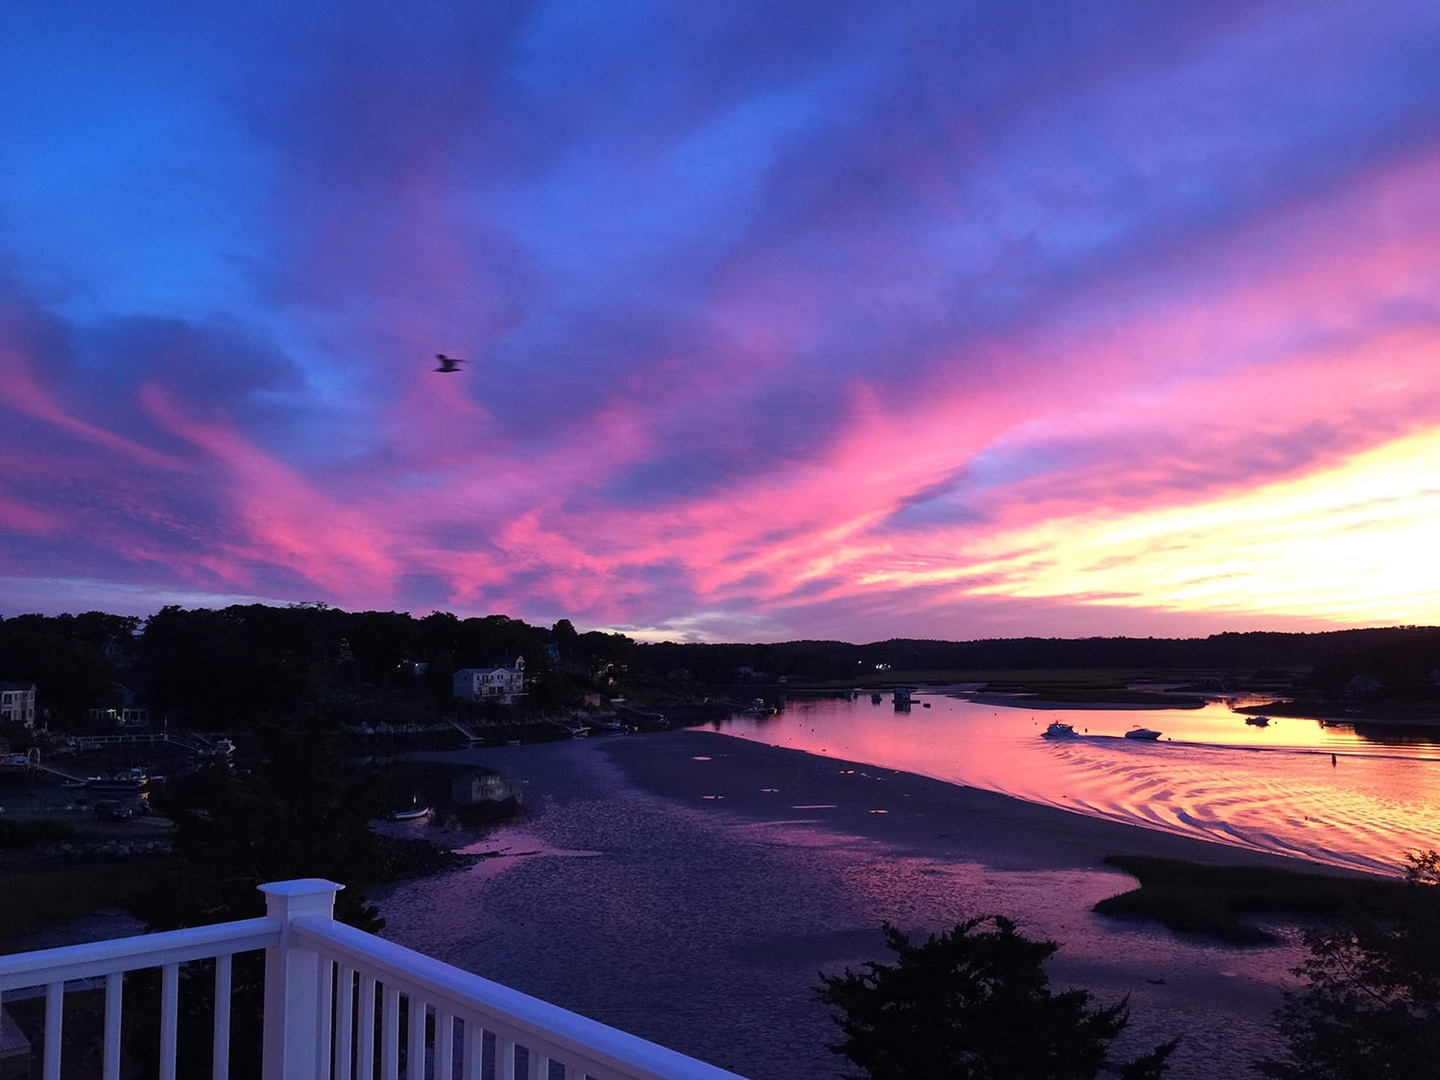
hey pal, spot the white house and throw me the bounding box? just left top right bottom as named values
left=0, top=682, right=36, bottom=728
left=453, top=656, right=526, bottom=704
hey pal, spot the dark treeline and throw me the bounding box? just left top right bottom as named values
left=3, top=605, right=1440, bottom=731
left=631, top=627, right=1440, bottom=693
left=0, top=605, right=627, bottom=731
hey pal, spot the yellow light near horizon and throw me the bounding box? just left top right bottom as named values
left=952, top=430, right=1440, bottom=624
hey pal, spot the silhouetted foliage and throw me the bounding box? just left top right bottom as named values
left=1257, top=850, right=1440, bottom=1078
left=135, top=724, right=388, bottom=930
left=113, top=724, right=426, bottom=1078
left=8, top=603, right=1440, bottom=734
left=0, top=615, right=120, bottom=728
left=816, top=917, right=1175, bottom=1079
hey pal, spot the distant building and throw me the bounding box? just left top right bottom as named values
left=453, top=657, right=526, bottom=704
left=0, top=682, right=37, bottom=728
left=85, top=684, right=150, bottom=729
left=1345, top=673, right=1383, bottom=700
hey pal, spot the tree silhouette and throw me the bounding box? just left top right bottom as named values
left=1258, top=850, right=1440, bottom=1078
left=817, top=917, right=1174, bottom=1079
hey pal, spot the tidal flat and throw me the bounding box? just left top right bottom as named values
left=374, top=731, right=1346, bottom=1079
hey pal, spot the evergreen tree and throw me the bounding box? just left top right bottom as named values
left=817, top=917, right=1175, bottom=1079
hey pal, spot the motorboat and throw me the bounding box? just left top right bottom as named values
left=1124, top=727, right=1163, bottom=741
left=1042, top=721, right=1077, bottom=738
left=1245, top=715, right=1271, bottom=726
left=198, top=737, right=236, bottom=759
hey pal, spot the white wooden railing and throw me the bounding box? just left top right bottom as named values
left=0, top=879, right=745, bottom=1080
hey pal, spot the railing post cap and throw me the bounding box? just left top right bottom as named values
left=258, top=878, right=344, bottom=896
left=258, top=878, right=344, bottom=919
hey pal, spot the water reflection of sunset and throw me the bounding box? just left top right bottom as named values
left=721, top=694, right=1440, bottom=875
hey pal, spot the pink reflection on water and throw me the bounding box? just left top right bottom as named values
left=720, top=694, right=1440, bottom=874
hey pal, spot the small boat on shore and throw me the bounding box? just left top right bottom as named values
left=197, top=737, right=236, bottom=759
left=389, top=805, right=431, bottom=822
left=1042, top=721, right=1077, bottom=738
left=1124, top=727, right=1163, bottom=741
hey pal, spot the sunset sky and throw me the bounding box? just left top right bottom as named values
left=2, top=2, right=1438, bottom=642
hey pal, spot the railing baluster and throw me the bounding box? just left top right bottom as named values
left=159, top=962, right=179, bottom=1080
left=336, top=965, right=355, bottom=1080
left=434, top=1007, right=454, bottom=1080
left=492, top=1035, right=515, bottom=1080
left=466, top=1024, right=485, bottom=1080
left=358, top=979, right=380, bottom=1080
left=357, top=973, right=377, bottom=1080
left=103, top=971, right=123, bottom=1080
left=527, top=1048, right=544, bottom=1080
left=213, top=953, right=232, bottom=1080
left=381, top=983, right=401, bottom=1080
left=318, top=956, right=335, bottom=1080
left=43, top=981, right=63, bottom=1080
left=405, top=995, right=426, bottom=1079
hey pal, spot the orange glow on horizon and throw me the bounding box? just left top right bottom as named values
left=937, top=428, right=1440, bottom=624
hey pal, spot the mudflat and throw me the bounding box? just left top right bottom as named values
left=599, top=728, right=1346, bottom=876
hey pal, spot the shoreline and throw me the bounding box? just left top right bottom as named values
left=955, top=691, right=1206, bottom=711
left=598, top=729, right=1372, bottom=878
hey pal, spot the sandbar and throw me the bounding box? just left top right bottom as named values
left=599, top=728, right=1357, bottom=876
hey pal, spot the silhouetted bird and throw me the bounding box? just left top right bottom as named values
left=434, top=353, right=464, bottom=373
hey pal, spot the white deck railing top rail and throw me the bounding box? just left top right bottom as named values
left=0, top=878, right=746, bottom=1080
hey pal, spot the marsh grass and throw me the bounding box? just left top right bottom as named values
left=1094, top=855, right=1409, bottom=944
left=0, top=860, right=173, bottom=952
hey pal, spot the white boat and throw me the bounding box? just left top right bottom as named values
left=388, top=805, right=431, bottom=822
left=1124, top=727, right=1163, bottom=741
left=1042, top=721, right=1077, bottom=738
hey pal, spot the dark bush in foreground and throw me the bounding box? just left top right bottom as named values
left=817, top=916, right=1175, bottom=1079
left=1257, top=851, right=1440, bottom=1079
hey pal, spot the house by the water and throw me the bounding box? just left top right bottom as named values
left=452, top=656, right=526, bottom=704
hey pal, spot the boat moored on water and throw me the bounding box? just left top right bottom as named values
left=1245, top=715, right=1271, bottom=726
left=1124, top=727, right=1163, bottom=741
left=1042, top=721, right=1077, bottom=738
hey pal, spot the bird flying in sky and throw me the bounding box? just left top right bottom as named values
left=434, top=354, right=464, bottom=373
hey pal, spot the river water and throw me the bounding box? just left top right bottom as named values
left=716, top=690, right=1440, bottom=875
